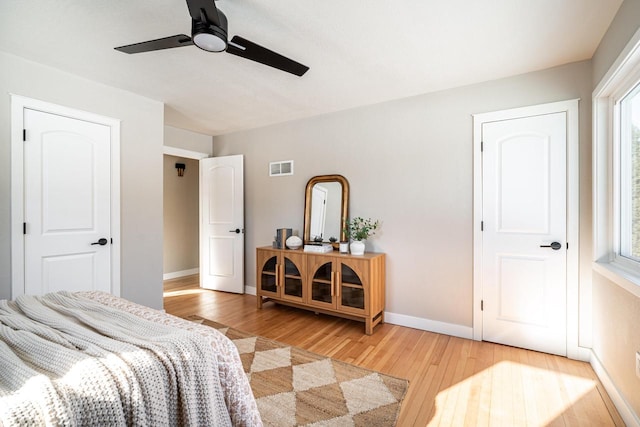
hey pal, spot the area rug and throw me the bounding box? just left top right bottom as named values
left=187, top=316, right=408, bottom=427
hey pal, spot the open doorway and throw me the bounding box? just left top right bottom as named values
left=162, top=125, right=213, bottom=290
left=163, top=154, right=200, bottom=279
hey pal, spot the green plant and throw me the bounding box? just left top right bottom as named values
left=344, top=217, right=380, bottom=241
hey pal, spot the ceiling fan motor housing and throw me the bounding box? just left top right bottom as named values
left=192, top=11, right=228, bottom=52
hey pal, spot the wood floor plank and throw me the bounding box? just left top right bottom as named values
left=163, top=276, right=623, bottom=426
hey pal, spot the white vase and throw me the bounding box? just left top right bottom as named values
left=350, top=240, right=365, bottom=255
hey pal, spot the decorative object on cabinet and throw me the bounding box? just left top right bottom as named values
left=303, top=244, right=333, bottom=253
left=273, top=228, right=292, bottom=249
left=350, top=240, right=365, bottom=255
left=344, top=217, right=380, bottom=255
left=285, top=235, right=303, bottom=250
left=303, top=175, right=349, bottom=248
left=339, top=241, right=349, bottom=254
left=256, top=246, right=385, bottom=335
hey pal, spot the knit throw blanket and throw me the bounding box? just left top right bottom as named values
left=0, top=292, right=234, bottom=426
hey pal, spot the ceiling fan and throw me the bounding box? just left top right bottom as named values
left=114, top=0, right=309, bottom=76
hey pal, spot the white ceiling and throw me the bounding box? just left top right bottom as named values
left=0, top=0, right=622, bottom=136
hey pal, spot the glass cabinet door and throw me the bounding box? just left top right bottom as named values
left=340, top=264, right=364, bottom=310
left=311, top=261, right=335, bottom=306
left=260, top=256, right=278, bottom=293
left=282, top=256, right=303, bottom=300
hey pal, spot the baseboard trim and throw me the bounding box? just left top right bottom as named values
left=245, top=285, right=257, bottom=296
left=590, top=350, right=640, bottom=427
left=384, top=311, right=473, bottom=339
left=163, top=268, right=199, bottom=280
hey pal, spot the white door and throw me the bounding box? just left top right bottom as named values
left=199, top=155, right=244, bottom=293
left=481, top=112, right=567, bottom=356
left=309, top=185, right=328, bottom=240
left=23, top=108, right=112, bottom=295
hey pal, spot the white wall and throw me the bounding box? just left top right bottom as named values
left=164, top=125, right=213, bottom=155
left=214, top=60, right=593, bottom=329
left=590, top=0, right=640, bottom=421
left=163, top=155, right=199, bottom=275
left=0, top=52, right=164, bottom=309
left=592, top=0, right=640, bottom=86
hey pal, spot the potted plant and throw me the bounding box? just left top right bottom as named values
left=343, top=217, right=380, bottom=255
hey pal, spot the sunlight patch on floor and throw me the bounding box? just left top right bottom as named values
left=430, top=360, right=597, bottom=426
left=163, top=289, right=208, bottom=297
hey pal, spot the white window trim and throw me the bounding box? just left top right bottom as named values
left=593, top=27, right=640, bottom=299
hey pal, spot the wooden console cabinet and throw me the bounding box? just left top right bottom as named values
left=256, top=246, right=385, bottom=334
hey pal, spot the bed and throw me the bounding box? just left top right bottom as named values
left=0, top=291, right=262, bottom=426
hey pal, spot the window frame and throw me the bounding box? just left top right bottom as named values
left=593, top=27, right=640, bottom=298
left=615, top=80, right=640, bottom=266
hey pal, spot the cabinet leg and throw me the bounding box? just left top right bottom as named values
left=365, top=318, right=372, bottom=335
left=257, top=295, right=263, bottom=309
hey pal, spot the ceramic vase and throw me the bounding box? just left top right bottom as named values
left=350, top=240, right=365, bottom=255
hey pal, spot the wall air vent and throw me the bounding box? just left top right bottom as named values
left=269, top=160, right=294, bottom=177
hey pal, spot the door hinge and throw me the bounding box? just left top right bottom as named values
left=23, top=129, right=26, bottom=142
left=480, top=141, right=484, bottom=152
left=566, top=242, right=569, bottom=250
left=23, top=222, right=26, bottom=235
left=481, top=300, right=484, bottom=311
left=111, top=238, right=113, bottom=244
left=481, top=221, right=484, bottom=231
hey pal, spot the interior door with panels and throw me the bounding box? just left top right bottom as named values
left=200, top=155, right=244, bottom=293
left=23, top=108, right=112, bottom=295
left=481, top=112, right=567, bottom=356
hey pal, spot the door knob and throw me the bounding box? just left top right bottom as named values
left=91, top=238, right=109, bottom=246
left=540, top=241, right=562, bottom=250
left=229, top=228, right=241, bottom=234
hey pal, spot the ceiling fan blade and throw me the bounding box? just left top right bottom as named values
left=226, top=36, right=309, bottom=77
left=115, top=35, right=193, bottom=54
left=185, top=0, right=221, bottom=27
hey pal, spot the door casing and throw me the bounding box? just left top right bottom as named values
left=472, top=99, right=586, bottom=361
left=10, top=95, right=121, bottom=299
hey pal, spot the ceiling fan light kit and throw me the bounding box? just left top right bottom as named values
left=192, top=18, right=227, bottom=52
left=114, top=0, right=309, bottom=76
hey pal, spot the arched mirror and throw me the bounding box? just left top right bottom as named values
left=303, top=175, right=349, bottom=245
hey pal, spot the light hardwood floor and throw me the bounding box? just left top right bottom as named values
left=163, top=275, right=624, bottom=426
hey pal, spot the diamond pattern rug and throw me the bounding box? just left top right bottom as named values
left=188, top=316, right=408, bottom=427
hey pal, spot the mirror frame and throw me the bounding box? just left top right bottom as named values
left=303, top=174, right=350, bottom=246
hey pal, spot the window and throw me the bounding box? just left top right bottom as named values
left=593, top=27, right=640, bottom=296
left=618, top=82, right=640, bottom=264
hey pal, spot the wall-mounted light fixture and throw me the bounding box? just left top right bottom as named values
left=175, top=163, right=186, bottom=177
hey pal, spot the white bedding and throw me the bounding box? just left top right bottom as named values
left=0, top=291, right=262, bottom=426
